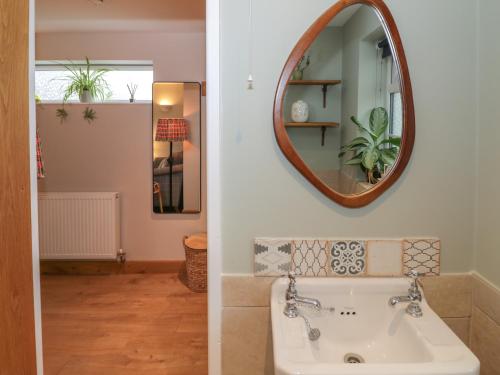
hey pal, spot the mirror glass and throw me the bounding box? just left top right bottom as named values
left=152, top=82, right=201, bottom=214
left=284, top=4, right=402, bottom=195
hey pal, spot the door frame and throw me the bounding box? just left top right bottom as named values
left=1, top=0, right=43, bottom=374
left=28, top=0, right=44, bottom=372
left=206, top=0, right=223, bottom=373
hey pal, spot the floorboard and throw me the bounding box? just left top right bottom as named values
left=41, top=273, right=208, bottom=374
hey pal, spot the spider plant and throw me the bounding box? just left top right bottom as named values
left=59, top=57, right=111, bottom=103
left=338, top=107, right=401, bottom=184
left=55, top=107, right=68, bottom=123
left=83, top=107, right=97, bottom=124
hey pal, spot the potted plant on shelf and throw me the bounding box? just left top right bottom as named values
left=338, top=107, right=401, bottom=184
left=59, top=57, right=111, bottom=103
left=291, top=55, right=310, bottom=80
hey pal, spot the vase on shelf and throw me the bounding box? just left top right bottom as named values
left=291, top=100, right=309, bottom=123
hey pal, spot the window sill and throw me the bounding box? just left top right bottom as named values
left=36, top=100, right=152, bottom=105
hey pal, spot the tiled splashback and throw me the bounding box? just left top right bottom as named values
left=254, top=238, right=440, bottom=277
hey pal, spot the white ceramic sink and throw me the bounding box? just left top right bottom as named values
left=271, top=277, right=479, bottom=375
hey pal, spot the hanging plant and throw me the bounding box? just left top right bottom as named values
left=55, top=107, right=68, bottom=123
left=57, top=57, right=111, bottom=103
left=83, top=107, right=97, bottom=124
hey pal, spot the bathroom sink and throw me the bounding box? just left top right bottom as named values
left=271, top=277, right=479, bottom=375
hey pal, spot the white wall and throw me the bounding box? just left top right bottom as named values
left=37, top=104, right=204, bottom=260
left=220, top=0, right=477, bottom=274
left=475, top=0, right=500, bottom=288
left=36, top=31, right=206, bottom=260
left=36, top=31, right=205, bottom=82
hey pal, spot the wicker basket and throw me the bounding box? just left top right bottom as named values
left=183, top=232, right=207, bottom=293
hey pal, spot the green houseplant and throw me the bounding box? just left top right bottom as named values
left=59, top=57, right=111, bottom=103
left=83, top=107, right=97, bottom=124
left=291, top=55, right=310, bottom=80
left=339, top=107, right=401, bottom=184
left=55, top=107, right=68, bottom=123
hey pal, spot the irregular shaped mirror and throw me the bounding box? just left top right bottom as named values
left=274, top=0, right=414, bottom=207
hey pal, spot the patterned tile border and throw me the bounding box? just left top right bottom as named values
left=329, top=240, right=366, bottom=276
left=254, top=238, right=441, bottom=277
left=254, top=238, right=291, bottom=276
left=403, top=238, right=441, bottom=276
left=291, top=240, right=330, bottom=277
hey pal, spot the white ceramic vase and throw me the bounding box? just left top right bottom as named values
left=291, top=100, right=309, bottom=122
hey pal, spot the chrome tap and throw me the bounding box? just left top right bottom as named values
left=283, top=272, right=322, bottom=318
left=388, top=270, right=423, bottom=318
left=283, top=272, right=322, bottom=341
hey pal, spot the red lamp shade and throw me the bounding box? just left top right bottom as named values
left=155, top=118, right=189, bottom=142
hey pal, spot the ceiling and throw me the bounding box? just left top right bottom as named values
left=328, top=4, right=362, bottom=27
left=36, top=0, right=205, bottom=33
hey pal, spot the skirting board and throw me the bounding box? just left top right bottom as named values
left=40, top=260, right=185, bottom=275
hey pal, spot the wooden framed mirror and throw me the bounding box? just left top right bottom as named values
left=273, top=0, right=414, bottom=208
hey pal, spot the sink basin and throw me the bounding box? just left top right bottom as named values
left=271, top=277, right=479, bottom=375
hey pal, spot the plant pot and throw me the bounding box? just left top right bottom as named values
left=129, top=98, right=135, bottom=103
left=79, top=90, right=93, bottom=103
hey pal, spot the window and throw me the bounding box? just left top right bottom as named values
left=386, top=57, right=402, bottom=136
left=35, top=60, right=154, bottom=102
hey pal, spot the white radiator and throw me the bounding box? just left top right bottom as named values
left=38, top=192, right=120, bottom=260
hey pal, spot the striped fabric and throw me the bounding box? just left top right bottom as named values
left=155, top=118, right=189, bottom=142
left=36, top=128, right=45, bottom=179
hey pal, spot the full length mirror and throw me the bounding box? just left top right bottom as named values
left=153, top=82, right=201, bottom=214
left=274, top=0, right=414, bottom=207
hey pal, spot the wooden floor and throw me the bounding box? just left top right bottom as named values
left=41, top=274, right=208, bottom=375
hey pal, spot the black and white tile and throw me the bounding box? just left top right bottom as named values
left=329, top=240, right=366, bottom=276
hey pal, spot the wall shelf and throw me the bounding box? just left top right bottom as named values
left=288, top=80, right=341, bottom=108
left=285, top=121, right=339, bottom=127
left=285, top=122, right=339, bottom=146
left=288, top=80, right=341, bottom=85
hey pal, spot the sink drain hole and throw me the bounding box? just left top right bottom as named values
left=344, top=353, right=365, bottom=364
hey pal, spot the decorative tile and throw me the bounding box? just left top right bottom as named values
left=366, top=240, right=403, bottom=276
left=291, top=240, right=330, bottom=277
left=403, top=238, right=440, bottom=276
left=329, top=240, right=366, bottom=276
left=254, top=239, right=291, bottom=276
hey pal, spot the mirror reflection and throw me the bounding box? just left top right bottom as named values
left=284, top=5, right=402, bottom=195
left=153, top=82, right=201, bottom=214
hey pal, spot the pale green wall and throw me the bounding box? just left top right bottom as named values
left=221, top=0, right=477, bottom=274
left=476, top=0, right=500, bottom=288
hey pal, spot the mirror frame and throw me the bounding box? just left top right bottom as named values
left=273, top=0, right=415, bottom=208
